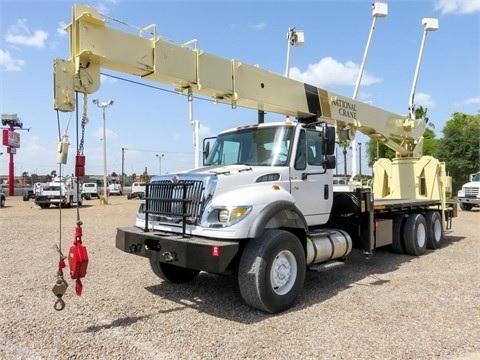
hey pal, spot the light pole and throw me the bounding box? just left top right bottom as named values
left=156, top=154, right=164, bottom=175
left=285, top=26, right=304, bottom=78
left=351, top=2, right=388, bottom=179
left=92, top=99, right=114, bottom=204
left=409, top=18, right=438, bottom=118
left=121, top=147, right=128, bottom=188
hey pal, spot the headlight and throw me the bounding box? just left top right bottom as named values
left=203, top=205, right=253, bottom=227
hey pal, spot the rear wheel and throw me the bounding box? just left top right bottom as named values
left=403, top=214, right=427, bottom=256
left=149, top=260, right=200, bottom=283
left=425, top=211, right=443, bottom=249
left=391, top=215, right=406, bottom=254
left=238, top=229, right=306, bottom=314
left=23, top=194, right=29, bottom=201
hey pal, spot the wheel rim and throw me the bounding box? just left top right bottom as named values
left=417, top=222, right=426, bottom=248
left=270, top=250, right=297, bottom=295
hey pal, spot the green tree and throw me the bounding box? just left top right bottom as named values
left=336, top=139, right=350, bottom=177
left=140, top=171, right=150, bottom=182
left=366, top=140, right=397, bottom=168
left=436, top=112, right=480, bottom=192
left=22, top=171, right=30, bottom=185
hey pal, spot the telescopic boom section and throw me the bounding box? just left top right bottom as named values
left=54, top=4, right=425, bottom=157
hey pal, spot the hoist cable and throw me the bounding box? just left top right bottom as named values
left=55, top=110, right=63, bottom=255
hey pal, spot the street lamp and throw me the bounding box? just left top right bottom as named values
left=156, top=154, right=164, bottom=174
left=409, top=18, right=439, bottom=118
left=92, top=99, right=114, bottom=204
left=351, top=2, right=388, bottom=179
left=121, top=147, right=128, bottom=188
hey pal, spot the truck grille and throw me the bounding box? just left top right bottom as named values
left=145, top=180, right=205, bottom=229
left=463, top=186, right=479, bottom=197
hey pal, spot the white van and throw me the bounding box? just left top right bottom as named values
left=128, top=182, right=146, bottom=199
left=82, top=182, right=99, bottom=200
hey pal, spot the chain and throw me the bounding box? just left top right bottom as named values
left=79, top=94, right=89, bottom=155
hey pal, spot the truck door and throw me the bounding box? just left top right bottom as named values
left=290, top=128, right=332, bottom=226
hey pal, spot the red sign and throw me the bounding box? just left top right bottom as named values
left=2, top=129, right=20, bottom=148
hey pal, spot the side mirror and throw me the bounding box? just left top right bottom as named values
left=323, top=125, right=336, bottom=155
left=323, top=155, right=336, bottom=169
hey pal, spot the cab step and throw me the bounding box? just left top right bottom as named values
left=308, top=260, right=345, bottom=272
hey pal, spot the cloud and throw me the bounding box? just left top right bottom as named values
left=5, top=19, right=48, bottom=48
left=93, top=127, right=118, bottom=139
left=199, top=123, right=214, bottom=137
left=0, top=49, right=26, bottom=71
left=414, top=92, right=435, bottom=109
left=57, top=22, right=69, bottom=37
left=288, top=56, right=382, bottom=88
left=252, top=22, right=266, bottom=31
left=454, top=97, right=480, bottom=107
left=434, top=0, right=480, bottom=14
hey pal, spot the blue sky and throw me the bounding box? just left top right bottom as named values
left=1, top=0, right=479, bottom=178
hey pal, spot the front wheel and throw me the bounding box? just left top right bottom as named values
left=149, top=259, right=200, bottom=283
left=459, top=203, right=473, bottom=211
left=238, top=229, right=306, bottom=314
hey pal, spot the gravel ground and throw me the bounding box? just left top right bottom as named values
left=0, top=195, right=479, bottom=360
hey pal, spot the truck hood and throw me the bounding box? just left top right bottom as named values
left=152, top=164, right=290, bottom=195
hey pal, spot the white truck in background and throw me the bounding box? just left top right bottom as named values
left=82, top=182, right=100, bottom=200
left=127, top=182, right=146, bottom=200
left=457, top=172, right=480, bottom=211
left=108, top=180, right=123, bottom=196
left=35, top=176, right=83, bottom=209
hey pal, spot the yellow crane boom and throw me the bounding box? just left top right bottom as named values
left=54, top=4, right=426, bottom=158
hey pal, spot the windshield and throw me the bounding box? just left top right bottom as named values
left=472, top=173, right=480, bottom=181
left=205, top=126, right=294, bottom=166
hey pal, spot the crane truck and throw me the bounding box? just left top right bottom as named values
left=53, top=4, right=456, bottom=313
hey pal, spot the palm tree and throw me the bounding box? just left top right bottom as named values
left=336, top=139, right=351, bottom=178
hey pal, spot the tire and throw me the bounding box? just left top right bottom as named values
left=459, top=203, right=473, bottom=211
left=149, top=259, right=200, bottom=283
left=238, top=229, right=306, bottom=314
left=425, top=211, right=443, bottom=249
left=0, top=197, right=5, bottom=208
left=391, top=215, right=406, bottom=254
left=127, top=194, right=132, bottom=200
left=23, top=194, right=29, bottom=201
left=403, top=214, right=427, bottom=256
left=66, top=197, right=73, bottom=208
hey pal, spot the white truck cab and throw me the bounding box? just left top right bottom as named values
left=457, top=172, right=480, bottom=211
